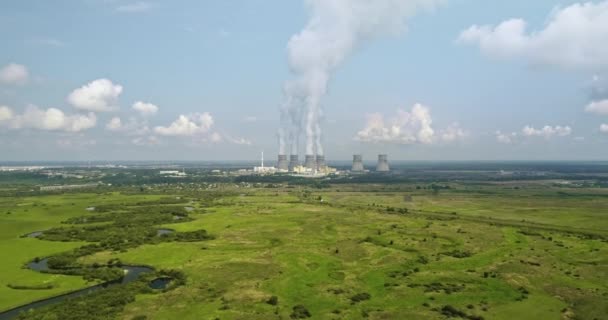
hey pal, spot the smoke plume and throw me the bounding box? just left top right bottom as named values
left=279, top=0, right=441, bottom=156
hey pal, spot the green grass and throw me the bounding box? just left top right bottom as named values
left=2, top=184, right=608, bottom=319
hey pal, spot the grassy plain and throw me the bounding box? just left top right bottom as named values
left=1, top=182, right=607, bottom=319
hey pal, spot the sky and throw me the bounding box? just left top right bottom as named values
left=1, top=0, right=607, bottom=161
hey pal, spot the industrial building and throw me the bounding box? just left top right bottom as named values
left=352, top=155, right=364, bottom=172
left=376, top=154, right=390, bottom=172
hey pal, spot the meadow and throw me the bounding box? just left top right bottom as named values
left=0, top=181, right=606, bottom=319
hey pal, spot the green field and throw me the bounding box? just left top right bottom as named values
left=1, top=182, right=607, bottom=319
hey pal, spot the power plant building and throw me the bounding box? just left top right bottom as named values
left=304, top=155, right=316, bottom=170
left=376, top=154, right=390, bottom=172
left=316, top=155, right=326, bottom=170
left=352, top=155, right=364, bottom=172
left=288, top=155, right=299, bottom=172
left=277, top=155, right=289, bottom=171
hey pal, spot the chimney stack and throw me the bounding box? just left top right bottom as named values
left=304, top=155, right=316, bottom=169
left=288, top=155, right=299, bottom=171
left=277, top=155, right=288, bottom=171
left=352, top=154, right=364, bottom=172
left=316, top=155, right=326, bottom=170
left=376, top=154, right=390, bottom=172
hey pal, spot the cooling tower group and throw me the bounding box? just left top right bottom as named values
left=351, top=154, right=390, bottom=173
left=276, top=153, right=390, bottom=173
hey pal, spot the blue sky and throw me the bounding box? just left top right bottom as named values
left=0, top=0, right=607, bottom=161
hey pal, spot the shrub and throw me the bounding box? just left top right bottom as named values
left=350, top=292, right=371, bottom=303
left=290, top=305, right=311, bottom=319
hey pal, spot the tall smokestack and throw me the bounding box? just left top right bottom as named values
left=352, top=155, right=364, bottom=172
left=316, top=155, right=326, bottom=170
left=376, top=154, right=390, bottom=172
left=304, top=155, right=316, bottom=169
left=288, top=155, right=299, bottom=171
left=277, top=155, right=288, bottom=171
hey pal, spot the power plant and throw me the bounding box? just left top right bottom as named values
left=352, top=155, right=364, bottom=172
left=304, top=155, right=316, bottom=170
left=316, top=155, right=326, bottom=170
left=288, top=155, right=299, bottom=172
left=250, top=152, right=388, bottom=176
left=277, top=155, right=289, bottom=171
left=376, top=154, right=390, bottom=172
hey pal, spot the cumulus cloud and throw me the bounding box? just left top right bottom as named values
left=355, top=104, right=435, bottom=144
left=132, top=101, right=158, bottom=116
left=105, top=117, right=123, bottom=131
left=496, top=131, right=517, bottom=144
left=67, top=79, right=123, bottom=112
left=440, top=123, right=467, bottom=142
left=522, top=125, right=572, bottom=138
left=154, top=113, right=214, bottom=136
left=457, top=1, right=608, bottom=70
left=497, top=125, right=572, bottom=143
left=8, top=106, right=96, bottom=132
left=131, top=136, right=159, bottom=146
left=585, top=99, right=608, bottom=115
left=105, top=116, right=150, bottom=135
left=601, top=124, right=608, bottom=133
left=225, top=135, right=253, bottom=145
left=0, top=63, right=29, bottom=85
left=0, top=106, right=13, bottom=122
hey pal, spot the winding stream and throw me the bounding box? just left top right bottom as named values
left=0, top=259, right=153, bottom=320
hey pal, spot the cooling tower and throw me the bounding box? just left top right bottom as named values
left=352, top=154, right=364, bottom=172
left=288, top=155, right=299, bottom=171
left=304, top=154, right=316, bottom=169
left=316, top=155, right=326, bottom=170
left=277, top=155, right=288, bottom=171
left=376, top=154, right=390, bottom=172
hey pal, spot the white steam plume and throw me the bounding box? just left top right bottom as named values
left=279, top=0, right=441, bottom=156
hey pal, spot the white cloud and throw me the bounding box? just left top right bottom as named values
left=355, top=104, right=435, bottom=144
left=116, top=2, right=153, bottom=12
left=67, top=79, right=123, bottom=112
left=585, top=99, right=608, bottom=115
left=458, top=1, right=608, bottom=70
left=0, top=63, right=29, bottom=85
left=9, top=106, right=96, bottom=132
left=496, top=131, right=517, bottom=144
left=131, top=136, right=159, bottom=146
left=105, top=117, right=123, bottom=131
left=0, top=106, right=13, bottom=121
left=105, top=116, right=149, bottom=135
left=440, top=123, right=466, bottom=142
left=154, top=112, right=214, bottom=136
left=132, top=101, right=158, bottom=116
left=601, top=124, right=608, bottom=133
left=225, top=135, right=252, bottom=145
left=522, top=125, right=572, bottom=138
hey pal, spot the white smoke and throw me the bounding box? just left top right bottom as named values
left=279, top=0, right=441, bottom=156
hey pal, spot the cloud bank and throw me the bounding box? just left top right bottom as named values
left=2, top=105, right=96, bottom=132
left=132, top=101, right=159, bottom=116
left=0, top=63, right=29, bottom=85
left=496, top=125, right=573, bottom=143
left=67, top=79, right=123, bottom=112
left=355, top=103, right=464, bottom=145
left=458, top=1, right=608, bottom=70
left=154, top=113, right=214, bottom=136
